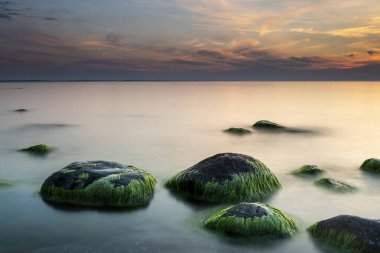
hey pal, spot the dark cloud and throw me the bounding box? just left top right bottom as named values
left=0, top=13, right=11, bottom=20
left=169, top=59, right=211, bottom=66
left=0, top=1, right=15, bottom=20
left=105, top=32, right=124, bottom=45
left=347, top=53, right=355, bottom=58
left=367, top=50, right=378, bottom=56
left=44, top=17, right=58, bottom=21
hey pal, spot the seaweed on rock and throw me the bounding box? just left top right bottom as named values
left=20, top=144, right=54, bottom=154
left=314, top=178, right=356, bottom=193
left=203, top=202, right=297, bottom=238
left=292, top=165, right=324, bottom=176
left=165, top=153, right=281, bottom=203
left=360, top=158, right=380, bottom=173
left=308, top=215, right=380, bottom=253
left=40, top=161, right=156, bottom=207
left=223, top=128, right=252, bottom=135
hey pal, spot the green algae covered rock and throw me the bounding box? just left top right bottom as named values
left=252, top=120, right=312, bottom=134
left=165, top=153, right=281, bottom=203
left=314, top=178, right=356, bottom=193
left=292, top=165, right=324, bottom=176
left=308, top=215, right=380, bottom=253
left=0, top=180, right=13, bottom=188
left=40, top=161, right=156, bottom=207
left=223, top=128, right=252, bottom=135
left=360, top=158, right=380, bottom=173
left=203, top=202, right=297, bottom=238
left=252, top=120, right=286, bottom=130
left=20, top=144, right=54, bottom=154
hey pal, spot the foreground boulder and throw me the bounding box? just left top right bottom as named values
left=40, top=161, right=156, bottom=207
left=165, top=153, right=281, bottom=202
left=224, top=127, right=252, bottom=135
left=314, top=178, right=356, bottom=193
left=203, top=202, right=297, bottom=238
left=292, top=165, right=324, bottom=176
left=20, top=144, right=54, bottom=154
left=252, top=120, right=312, bottom=133
left=308, top=215, right=380, bottom=253
left=360, top=158, right=380, bottom=173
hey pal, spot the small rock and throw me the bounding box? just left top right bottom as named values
left=292, top=165, right=324, bottom=176
left=314, top=178, right=356, bottom=193
left=20, top=144, right=54, bottom=154
left=223, top=127, right=252, bottom=135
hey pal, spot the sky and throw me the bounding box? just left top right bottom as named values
left=0, top=0, right=379, bottom=81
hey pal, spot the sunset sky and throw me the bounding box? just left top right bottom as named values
left=1, top=0, right=379, bottom=80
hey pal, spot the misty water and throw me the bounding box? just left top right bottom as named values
left=0, top=82, right=380, bottom=253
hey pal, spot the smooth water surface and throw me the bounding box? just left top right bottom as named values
left=0, top=82, right=380, bottom=253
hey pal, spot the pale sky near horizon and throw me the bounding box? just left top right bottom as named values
left=0, top=0, right=379, bottom=80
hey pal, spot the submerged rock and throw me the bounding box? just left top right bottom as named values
left=0, top=180, right=12, bottom=188
left=292, top=165, right=324, bottom=176
left=165, top=153, right=281, bottom=202
left=360, top=158, right=380, bottom=173
left=40, top=161, right=156, bottom=207
left=223, top=127, right=252, bottom=135
left=252, top=120, right=286, bottom=130
left=14, top=108, right=28, bottom=112
left=314, top=178, right=356, bottom=193
left=203, top=202, right=297, bottom=238
left=308, top=215, right=380, bottom=253
left=252, top=120, right=312, bottom=134
left=20, top=144, right=54, bottom=154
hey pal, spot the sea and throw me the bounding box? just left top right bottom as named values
left=0, top=81, right=379, bottom=253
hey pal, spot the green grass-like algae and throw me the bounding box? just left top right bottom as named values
left=308, top=223, right=364, bottom=253
left=165, top=158, right=281, bottom=203
left=314, top=178, right=356, bottom=193
left=203, top=202, right=297, bottom=238
left=40, top=163, right=157, bottom=207
left=360, top=158, right=380, bottom=173
left=223, top=128, right=252, bottom=135
left=20, top=144, right=54, bottom=154
left=292, top=165, right=324, bottom=176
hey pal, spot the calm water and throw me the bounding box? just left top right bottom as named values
left=0, top=82, right=380, bottom=253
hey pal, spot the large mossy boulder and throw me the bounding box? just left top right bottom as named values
left=223, top=127, right=252, bottom=135
left=20, top=144, right=54, bottom=154
left=314, top=178, right=356, bottom=193
left=360, top=158, right=380, bottom=173
left=308, top=215, right=380, bottom=253
left=40, top=161, right=156, bottom=207
left=203, top=202, right=297, bottom=238
left=165, top=153, right=281, bottom=202
left=292, top=165, right=324, bottom=177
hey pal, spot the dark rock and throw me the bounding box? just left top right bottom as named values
left=252, top=120, right=312, bottom=134
left=360, top=158, right=380, bottom=173
left=309, top=215, right=380, bottom=253
left=20, top=144, right=54, bottom=154
left=40, top=161, right=156, bottom=207
left=292, top=165, right=324, bottom=176
left=223, top=127, right=252, bottom=135
left=165, top=153, right=281, bottom=202
left=204, top=202, right=297, bottom=237
left=314, top=178, right=356, bottom=193
left=14, top=108, right=28, bottom=112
